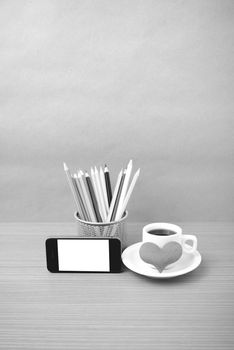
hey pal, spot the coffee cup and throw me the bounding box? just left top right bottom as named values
left=142, top=222, right=197, bottom=253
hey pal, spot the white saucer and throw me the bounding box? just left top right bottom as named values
left=121, top=242, right=202, bottom=278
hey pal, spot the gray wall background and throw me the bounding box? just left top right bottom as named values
left=0, top=0, right=233, bottom=222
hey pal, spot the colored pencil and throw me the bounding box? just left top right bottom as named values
left=91, top=167, right=105, bottom=221
left=94, top=166, right=107, bottom=221
left=115, top=168, right=140, bottom=221
left=73, top=174, right=90, bottom=221
left=104, top=165, right=112, bottom=206
left=85, top=171, right=102, bottom=222
left=63, top=162, right=83, bottom=217
left=78, top=171, right=96, bottom=222
left=100, top=166, right=109, bottom=213
left=106, top=169, right=123, bottom=222
left=115, top=160, right=132, bottom=220
left=111, top=169, right=126, bottom=221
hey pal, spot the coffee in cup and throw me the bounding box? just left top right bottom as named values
left=147, top=229, right=176, bottom=236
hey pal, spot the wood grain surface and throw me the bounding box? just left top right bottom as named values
left=0, top=222, right=234, bottom=350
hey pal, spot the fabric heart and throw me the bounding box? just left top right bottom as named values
left=139, top=241, right=183, bottom=273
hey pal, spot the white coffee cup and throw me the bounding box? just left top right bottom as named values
left=142, top=223, right=197, bottom=253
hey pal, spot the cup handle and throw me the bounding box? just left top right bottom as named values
left=182, top=234, right=197, bottom=253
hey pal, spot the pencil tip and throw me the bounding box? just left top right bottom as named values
left=63, top=162, right=68, bottom=170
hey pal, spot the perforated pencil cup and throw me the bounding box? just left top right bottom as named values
left=74, top=211, right=128, bottom=244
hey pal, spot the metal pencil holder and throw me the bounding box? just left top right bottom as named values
left=74, top=211, right=128, bottom=243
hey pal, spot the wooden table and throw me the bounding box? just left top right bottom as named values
left=0, top=223, right=233, bottom=350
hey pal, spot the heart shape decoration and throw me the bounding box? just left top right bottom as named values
left=139, top=241, right=183, bottom=273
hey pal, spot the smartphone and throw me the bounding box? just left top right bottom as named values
left=46, top=238, right=121, bottom=273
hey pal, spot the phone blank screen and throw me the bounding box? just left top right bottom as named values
left=57, top=239, right=110, bottom=271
